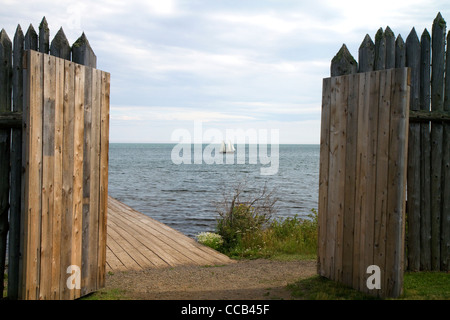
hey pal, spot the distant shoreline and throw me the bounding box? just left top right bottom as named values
left=109, top=142, right=320, bottom=146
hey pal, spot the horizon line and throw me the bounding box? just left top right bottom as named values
left=109, top=142, right=320, bottom=145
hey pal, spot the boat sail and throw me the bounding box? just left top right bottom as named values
left=220, top=140, right=235, bottom=153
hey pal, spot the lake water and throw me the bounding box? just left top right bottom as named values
left=108, top=143, right=320, bottom=238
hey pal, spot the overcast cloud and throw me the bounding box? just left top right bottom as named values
left=1, top=0, right=448, bottom=143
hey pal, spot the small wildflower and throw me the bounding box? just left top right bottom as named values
left=196, top=232, right=224, bottom=251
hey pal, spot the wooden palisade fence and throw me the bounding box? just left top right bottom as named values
left=330, top=12, right=450, bottom=272
left=319, top=12, right=450, bottom=297
left=0, top=17, right=110, bottom=300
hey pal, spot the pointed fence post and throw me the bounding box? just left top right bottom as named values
left=7, top=24, right=25, bottom=300
left=374, top=28, right=386, bottom=70
left=430, top=13, right=446, bottom=271
left=419, top=29, right=432, bottom=271
left=50, top=27, right=71, bottom=61
left=24, top=24, right=38, bottom=51
left=385, top=27, right=396, bottom=69
left=405, top=27, right=421, bottom=271
left=39, top=17, right=50, bottom=54
left=358, top=34, right=375, bottom=73
left=0, top=29, right=12, bottom=299
left=331, top=44, right=357, bottom=77
left=395, top=35, right=406, bottom=68
left=72, top=33, right=97, bottom=68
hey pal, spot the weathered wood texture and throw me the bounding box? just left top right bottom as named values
left=0, top=28, right=12, bottom=299
left=318, top=68, right=411, bottom=298
left=106, top=197, right=234, bottom=272
left=329, top=12, right=450, bottom=272
left=8, top=24, right=24, bottom=300
left=0, top=18, right=104, bottom=300
left=19, top=50, right=110, bottom=300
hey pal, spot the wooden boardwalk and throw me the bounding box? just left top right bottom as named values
left=106, top=197, right=234, bottom=272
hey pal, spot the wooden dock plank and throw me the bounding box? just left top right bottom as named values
left=106, top=196, right=234, bottom=272
left=108, top=197, right=232, bottom=265
left=108, top=203, right=195, bottom=267
left=106, top=228, right=141, bottom=271
left=107, top=215, right=171, bottom=268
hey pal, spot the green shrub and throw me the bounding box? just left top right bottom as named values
left=214, top=181, right=318, bottom=259
left=217, top=203, right=271, bottom=251
left=215, top=181, right=276, bottom=252
left=216, top=207, right=318, bottom=259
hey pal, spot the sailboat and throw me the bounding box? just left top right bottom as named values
left=219, top=140, right=235, bottom=154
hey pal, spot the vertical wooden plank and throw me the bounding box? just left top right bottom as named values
left=88, top=68, right=102, bottom=293
left=399, top=68, right=410, bottom=296
left=81, top=65, right=92, bottom=296
left=39, top=53, right=56, bottom=299
left=51, top=57, right=64, bottom=299
left=335, top=74, right=348, bottom=283
left=0, top=29, right=12, bottom=299
left=325, top=76, right=338, bottom=280
left=9, top=25, right=24, bottom=300
left=362, top=70, right=380, bottom=293
left=430, top=13, right=445, bottom=271
left=23, top=50, right=44, bottom=300
left=326, top=75, right=347, bottom=282
left=374, top=69, right=392, bottom=297
left=342, top=73, right=358, bottom=287
left=19, top=50, right=30, bottom=299
left=318, top=77, right=331, bottom=277
left=353, top=71, right=369, bottom=291
left=443, top=118, right=450, bottom=271
left=419, top=29, right=432, bottom=271
left=385, top=67, right=410, bottom=298
left=405, top=28, right=421, bottom=271
left=442, top=30, right=450, bottom=272
left=59, top=59, right=74, bottom=300
left=71, top=63, right=85, bottom=300
left=98, top=71, right=110, bottom=288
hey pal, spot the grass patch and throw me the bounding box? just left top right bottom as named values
left=208, top=208, right=319, bottom=260
left=401, top=272, right=450, bottom=300
left=286, top=272, right=450, bottom=300
left=287, top=275, right=380, bottom=300
left=81, top=288, right=129, bottom=300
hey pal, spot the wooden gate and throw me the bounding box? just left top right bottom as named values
left=318, top=67, right=410, bottom=298
left=329, top=13, right=450, bottom=272
left=19, top=50, right=110, bottom=300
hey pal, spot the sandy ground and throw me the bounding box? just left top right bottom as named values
left=104, top=259, right=317, bottom=300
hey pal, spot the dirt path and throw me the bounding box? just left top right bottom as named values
left=104, top=259, right=317, bottom=300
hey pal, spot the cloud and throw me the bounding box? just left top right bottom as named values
left=111, top=105, right=256, bottom=123
left=2, top=0, right=449, bottom=144
left=143, top=0, right=177, bottom=15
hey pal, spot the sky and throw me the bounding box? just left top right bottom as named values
left=1, top=0, right=449, bottom=144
